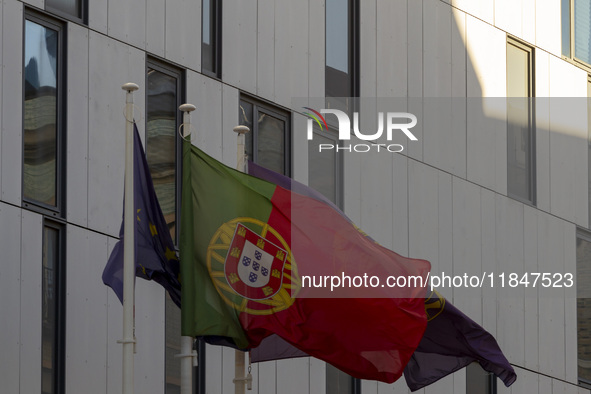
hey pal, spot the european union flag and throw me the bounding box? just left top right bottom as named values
left=102, top=123, right=181, bottom=307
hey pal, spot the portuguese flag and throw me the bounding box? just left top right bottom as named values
left=180, top=141, right=431, bottom=383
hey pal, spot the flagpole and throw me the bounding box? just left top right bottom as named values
left=233, top=125, right=251, bottom=394
left=178, top=103, right=197, bottom=394
left=121, top=82, right=139, bottom=394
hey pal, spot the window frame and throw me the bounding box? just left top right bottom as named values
left=577, top=228, right=591, bottom=388
left=561, top=0, right=591, bottom=72
left=239, top=94, right=292, bottom=177
left=22, top=10, right=67, bottom=219
left=201, top=0, right=222, bottom=79
left=325, top=0, right=360, bottom=100
left=45, top=0, right=87, bottom=25
left=145, top=58, right=195, bottom=394
left=145, top=57, right=185, bottom=246
left=41, top=219, right=66, bottom=394
left=506, top=36, right=536, bottom=206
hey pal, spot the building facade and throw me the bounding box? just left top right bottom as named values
left=1, top=0, right=591, bottom=393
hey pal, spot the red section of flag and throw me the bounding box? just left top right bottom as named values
left=239, top=186, right=430, bottom=383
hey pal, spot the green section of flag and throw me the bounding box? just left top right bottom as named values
left=180, top=141, right=276, bottom=348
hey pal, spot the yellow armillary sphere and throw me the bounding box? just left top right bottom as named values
left=206, top=217, right=300, bottom=315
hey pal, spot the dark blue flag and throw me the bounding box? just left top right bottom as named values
left=403, top=292, right=516, bottom=391
left=102, top=123, right=181, bottom=307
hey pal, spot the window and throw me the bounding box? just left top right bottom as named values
left=23, top=13, right=66, bottom=217
left=506, top=37, right=535, bottom=205
left=146, top=59, right=192, bottom=394
left=308, top=128, right=343, bottom=208
left=307, top=124, right=352, bottom=393
left=588, top=76, right=591, bottom=229
left=146, top=61, right=183, bottom=242
left=325, top=0, right=359, bottom=109
left=562, top=0, right=591, bottom=66
left=42, top=221, right=65, bottom=394
left=577, top=230, right=591, bottom=387
left=466, top=362, right=497, bottom=394
left=46, top=0, right=86, bottom=23
left=239, top=96, right=291, bottom=176
left=202, top=0, right=222, bottom=78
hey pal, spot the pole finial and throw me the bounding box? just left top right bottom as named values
left=122, top=83, right=139, bottom=92
left=233, top=125, right=250, bottom=135
left=180, top=103, right=196, bottom=112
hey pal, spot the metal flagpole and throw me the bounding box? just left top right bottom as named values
left=232, top=125, right=252, bottom=394
left=178, top=103, right=198, bottom=394
left=120, top=82, right=139, bottom=394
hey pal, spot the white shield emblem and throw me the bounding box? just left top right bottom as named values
left=237, top=239, right=274, bottom=288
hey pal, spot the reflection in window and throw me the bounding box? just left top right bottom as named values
left=506, top=38, right=535, bottom=204
left=42, top=224, right=63, bottom=394
left=578, top=232, right=591, bottom=386
left=147, top=67, right=178, bottom=241
left=24, top=19, right=60, bottom=209
left=240, top=98, right=290, bottom=176
left=202, top=0, right=221, bottom=77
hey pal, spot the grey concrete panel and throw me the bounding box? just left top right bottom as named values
left=19, top=209, right=42, bottom=394
left=67, top=23, right=89, bottom=227
left=0, top=202, right=21, bottom=394
left=66, top=227, right=108, bottom=393
left=1, top=0, right=22, bottom=205
left=108, top=0, right=146, bottom=49
left=165, top=0, right=200, bottom=70
left=222, top=0, right=256, bottom=93
left=88, top=32, right=145, bottom=237
left=257, top=0, right=275, bottom=102
left=146, top=0, right=165, bottom=58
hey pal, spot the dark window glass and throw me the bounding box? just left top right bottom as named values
left=42, top=224, right=64, bottom=394
left=202, top=0, right=221, bottom=77
left=325, top=0, right=358, bottom=108
left=507, top=39, right=535, bottom=204
left=46, top=0, right=81, bottom=19
left=578, top=232, right=591, bottom=385
left=326, top=0, right=349, bottom=75
left=165, top=294, right=182, bottom=394
left=240, top=98, right=290, bottom=176
left=24, top=17, right=65, bottom=215
left=257, top=111, right=286, bottom=175
left=562, top=0, right=572, bottom=57
left=326, top=364, right=353, bottom=394
left=147, top=67, right=179, bottom=241
left=466, top=362, right=496, bottom=394
left=308, top=130, right=341, bottom=207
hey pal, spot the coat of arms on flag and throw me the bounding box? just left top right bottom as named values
left=224, top=223, right=287, bottom=300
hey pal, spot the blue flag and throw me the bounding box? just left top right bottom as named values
left=102, top=123, right=181, bottom=307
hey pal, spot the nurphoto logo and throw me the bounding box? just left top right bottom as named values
left=304, top=107, right=418, bottom=153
